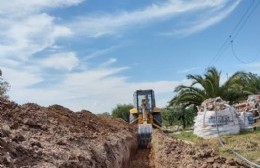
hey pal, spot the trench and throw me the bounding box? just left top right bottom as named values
left=103, top=137, right=155, bottom=168
left=129, top=148, right=154, bottom=168
left=111, top=134, right=155, bottom=168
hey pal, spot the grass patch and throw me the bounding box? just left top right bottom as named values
left=173, top=131, right=203, bottom=143
left=172, top=129, right=260, bottom=164
left=220, top=129, right=260, bottom=163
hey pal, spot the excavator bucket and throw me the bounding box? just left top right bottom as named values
left=130, top=90, right=161, bottom=148
left=137, top=124, right=152, bottom=148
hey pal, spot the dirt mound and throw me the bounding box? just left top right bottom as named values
left=152, top=130, right=247, bottom=168
left=0, top=98, right=137, bottom=168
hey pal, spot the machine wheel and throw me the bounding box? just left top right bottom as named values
left=153, top=113, right=162, bottom=127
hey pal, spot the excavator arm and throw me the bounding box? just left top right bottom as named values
left=129, top=89, right=162, bottom=148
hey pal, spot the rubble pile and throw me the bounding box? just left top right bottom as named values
left=234, top=95, right=260, bottom=129
left=0, top=98, right=137, bottom=168
left=198, top=97, right=229, bottom=112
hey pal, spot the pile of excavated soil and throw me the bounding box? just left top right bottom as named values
left=152, top=130, right=248, bottom=168
left=0, top=98, right=137, bottom=168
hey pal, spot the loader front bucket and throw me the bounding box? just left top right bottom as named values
left=137, top=124, right=152, bottom=148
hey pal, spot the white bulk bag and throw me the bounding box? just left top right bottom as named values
left=194, top=105, right=240, bottom=138
left=238, top=112, right=254, bottom=130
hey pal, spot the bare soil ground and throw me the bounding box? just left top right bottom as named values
left=0, top=98, right=137, bottom=168
left=130, top=148, right=154, bottom=168
left=152, top=129, right=248, bottom=168
left=174, top=130, right=260, bottom=165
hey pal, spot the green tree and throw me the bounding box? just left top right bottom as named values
left=170, top=67, right=247, bottom=107
left=0, top=70, right=10, bottom=99
left=112, top=104, right=133, bottom=122
left=183, top=105, right=197, bottom=127
left=161, top=106, right=181, bottom=126
left=241, top=72, right=260, bottom=94
left=162, top=105, right=196, bottom=128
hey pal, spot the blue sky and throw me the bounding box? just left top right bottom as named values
left=1, top=0, right=260, bottom=113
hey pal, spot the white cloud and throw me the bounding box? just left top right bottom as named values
left=0, top=13, right=73, bottom=60
left=2, top=51, right=190, bottom=112
left=0, top=0, right=83, bottom=17
left=0, top=0, right=83, bottom=106
left=7, top=66, right=189, bottom=112
left=40, top=52, right=79, bottom=71
left=173, top=0, right=240, bottom=36
left=240, top=62, right=260, bottom=68
left=0, top=0, right=76, bottom=62
left=177, top=67, right=200, bottom=74
left=82, top=45, right=122, bottom=61
left=237, top=62, right=260, bottom=74
left=70, top=0, right=237, bottom=37
left=98, top=58, right=117, bottom=68
left=62, top=67, right=128, bottom=91
left=0, top=0, right=241, bottom=113
left=2, top=67, right=43, bottom=89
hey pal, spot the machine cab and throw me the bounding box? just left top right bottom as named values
left=133, top=90, right=156, bottom=114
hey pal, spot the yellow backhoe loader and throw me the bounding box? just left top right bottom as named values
left=129, top=89, right=162, bottom=148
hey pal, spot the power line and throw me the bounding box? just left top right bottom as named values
left=208, top=36, right=230, bottom=66
left=229, top=0, right=260, bottom=64
left=208, top=0, right=255, bottom=66
left=230, top=0, right=256, bottom=40
left=208, top=0, right=259, bottom=66
left=232, top=0, right=260, bottom=41
left=231, top=40, right=260, bottom=64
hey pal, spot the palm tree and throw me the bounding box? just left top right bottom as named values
left=242, top=72, right=260, bottom=94
left=170, top=67, right=248, bottom=107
